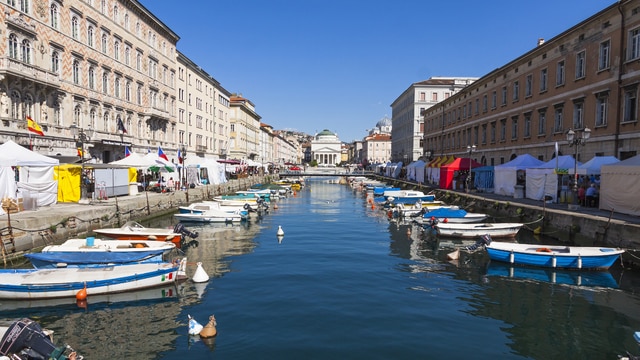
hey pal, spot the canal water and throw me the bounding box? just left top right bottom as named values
left=2, top=177, right=640, bottom=359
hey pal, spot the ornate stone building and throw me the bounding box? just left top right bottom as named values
left=311, top=129, right=341, bottom=165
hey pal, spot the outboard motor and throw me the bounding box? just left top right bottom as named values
left=426, top=216, right=439, bottom=227
left=466, top=234, right=492, bottom=252
left=173, top=223, right=199, bottom=239
left=0, top=318, right=81, bottom=360
left=410, top=207, right=427, bottom=218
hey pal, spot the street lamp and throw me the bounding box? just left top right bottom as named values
left=180, top=144, right=187, bottom=189
left=424, top=149, right=433, bottom=161
left=70, top=124, right=94, bottom=200
left=566, top=127, right=591, bottom=209
left=466, top=144, right=477, bottom=193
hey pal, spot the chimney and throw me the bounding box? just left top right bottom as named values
left=537, top=38, right=545, bottom=46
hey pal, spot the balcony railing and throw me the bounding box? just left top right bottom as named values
left=0, top=57, right=60, bottom=87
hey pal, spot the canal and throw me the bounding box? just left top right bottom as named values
left=2, top=177, right=640, bottom=359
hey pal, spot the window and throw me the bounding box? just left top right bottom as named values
left=501, top=86, right=507, bottom=105
left=512, top=81, right=519, bottom=101
left=74, top=105, right=81, bottom=125
left=575, top=51, right=586, bottom=79
left=540, top=68, right=548, bottom=92
left=113, top=5, right=119, bottom=23
left=101, top=34, right=107, bottom=54
left=596, top=93, right=608, bottom=127
left=51, top=51, right=59, bottom=73
left=21, top=39, right=31, bottom=64
left=554, top=106, right=564, bottom=133
left=72, top=60, right=80, bottom=84
left=599, top=40, right=610, bottom=70
left=431, top=92, right=437, bottom=102
left=71, top=16, right=79, bottom=39
left=8, top=34, right=18, bottom=59
left=525, top=74, right=532, bottom=97
left=482, top=95, right=487, bottom=112
left=538, top=110, right=546, bottom=135
left=630, top=28, right=640, bottom=61
left=136, top=51, right=141, bottom=71
left=7, top=0, right=15, bottom=7
left=87, top=26, right=94, bottom=47
left=114, top=77, right=120, bottom=98
left=19, top=0, right=29, bottom=13
left=125, top=80, right=131, bottom=101
left=556, top=60, right=565, bottom=86
left=102, top=72, right=108, bottom=94
left=623, top=87, right=638, bottom=122
left=114, top=40, right=120, bottom=61
left=100, top=0, right=106, bottom=14
left=573, top=101, right=584, bottom=129
left=50, top=4, right=59, bottom=29
left=88, top=66, right=95, bottom=90
left=524, top=113, right=531, bottom=138
left=135, top=22, right=140, bottom=37
left=491, top=91, right=496, bottom=109
left=511, top=116, right=518, bottom=139
left=124, top=46, right=130, bottom=66
left=137, top=84, right=142, bottom=105
left=500, top=119, right=506, bottom=141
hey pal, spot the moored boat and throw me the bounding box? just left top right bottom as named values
left=383, top=190, right=436, bottom=204
left=483, top=237, right=625, bottom=270
left=174, top=208, right=247, bottom=223
left=419, top=207, right=489, bottom=223
left=24, top=238, right=176, bottom=269
left=435, top=222, right=523, bottom=239
left=0, top=259, right=184, bottom=299
left=93, top=221, right=198, bottom=248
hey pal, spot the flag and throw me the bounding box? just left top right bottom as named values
left=158, top=146, right=168, bottom=161
left=27, top=116, right=44, bottom=136
left=117, top=118, right=127, bottom=134
left=177, top=149, right=183, bottom=164
left=77, top=147, right=83, bottom=157
left=125, top=146, right=131, bottom=157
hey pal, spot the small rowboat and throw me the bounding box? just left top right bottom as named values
left=484, top=239, right=624, bottom=270
left=435, top=222, right=523, bottom=239
left=0, top=260, right=184, bottom=299
left=93, top=221, right=198, bottom=248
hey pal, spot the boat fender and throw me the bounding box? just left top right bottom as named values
left=443, top=218, right=448, bottom=223
left=536, top=248, right=552, bottom=253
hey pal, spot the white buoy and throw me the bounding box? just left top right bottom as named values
left=447, top=249, right=459, bottom=260
left=188, top=314, right=203, bottom=335
left=192, top=262, right=210, bottom=283
left=277, top=225, right=284, bottom=236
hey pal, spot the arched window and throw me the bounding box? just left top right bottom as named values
left=50, top=4, right=58, bottom=28
left=114, top=77, right=120, bottom=98
left=113, top=5, right=119, bottom=22
left=100, top=0, right=106, bottom=14
left=124, top=46, right=130, bottom=65
left=101, top=34, right=107, bottom=53
left=51, top=51, right=59, bottom=73
left=137, top=84, right=142, bottom=105
left=53, top=100, right=60, bottom=126
left=11, top=90, right=21, bottom=120
left=88, top=66, right=95, bottom=89
left=8, top=34, right=18, bottom=59
left=103, top=112, right=109, bottom=132
left=124, top=13, right=129, bottom=30
left=135, top=22, right=140, bottom=37
left=72, top=60, right=80, bottom=84
left=102, top=72, right=108, bottom=94
left=24, top=93, right=33, bottom=119
left=114, top=40, right=120, bottom=61
left=21, top=39, right=31, bottom=64
left=87, top=26, right=94, bottom=47
left=125, top=80, right=131, bottom=101
left=89, top=109, right=96, bottom=129
left=74, top=105, right=81, bottom=125
left=71, top=16, right=79, bottom=39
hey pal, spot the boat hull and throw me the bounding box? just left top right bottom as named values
left=485, top=242, right=624, bottom=270
left=435, top=223, right=523, bottom=239
left=0, top=262, right=179, bottom=299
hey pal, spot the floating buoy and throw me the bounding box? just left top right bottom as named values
left=76, top=283, right=87, bottom=301
left=188, top=315, right=204, bottom=335
left=192, top=262, right=210, bottom=283
left=276, top=225, right=284, bottom=236
left=199, top=315, right=217, bottom=338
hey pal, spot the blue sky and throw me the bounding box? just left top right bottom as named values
left=140, top=0, right=615, bottom=142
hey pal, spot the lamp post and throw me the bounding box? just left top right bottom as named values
left=566, top=127, right=591, bottom=210
left=70, top=124, right=94, bottom=201
left=180, top=144, right=187, bottom=190
left=466, top=144, right=476, bottom=193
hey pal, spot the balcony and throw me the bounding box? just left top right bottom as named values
left=0, top=57, right=60, bottom=88
left=143, top=107, right=170, bottom=122
left=196, top=144, right=207, bottom=154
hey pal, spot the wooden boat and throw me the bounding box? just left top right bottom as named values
left=24, top=238, right=176, bottom=269
left=484, top=239, right=625, bottom=270
left=485, top=262, right=619, bottom=288
left=174, top=208, right=247, bottom=223
left=93, top=221, right=198, bottom=248
left=0, top=259, right=184, bottom=299
left=435, top=222, right=523, bottom=239
left=0, top=318, right=81, bottom=359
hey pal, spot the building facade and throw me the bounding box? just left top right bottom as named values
left=391, top=77, right=477, bottom=164
left=423, top=1, right=640, bottom=166
left=311, top=129, right=341, bottom=165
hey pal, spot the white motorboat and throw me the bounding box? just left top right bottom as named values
left=435, top=222, right=524, bottom=239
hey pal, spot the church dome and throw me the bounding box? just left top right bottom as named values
left=317, top=129, right=335, bottom=137
left=376, top=116, right=391, bottom=128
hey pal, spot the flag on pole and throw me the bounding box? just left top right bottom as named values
left=117, top=118, right=127, bottom=134
left=177, top=149, right=183, bottom=164
left=27, top=116, right=45, bottom=136
left=158, top=146, right=168, bottom=161
left=125, top=146, right=132, bottom=157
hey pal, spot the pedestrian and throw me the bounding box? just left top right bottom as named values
left=585, top=183, right=597, bottom=207
left=578, top=185, right=586, bottom=206
left=167, top=177, right=174, bottom=192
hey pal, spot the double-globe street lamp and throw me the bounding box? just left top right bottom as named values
left=466, top=144, right=476, bottom=193
left=70, top=124, right=94, bottom=200
left=566, top=127, right=591, bottom=209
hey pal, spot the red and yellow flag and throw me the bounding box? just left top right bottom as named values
left=27, top=116, right=44, bottom=136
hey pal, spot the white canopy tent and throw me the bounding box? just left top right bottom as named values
left=525, top=155, right=580, bottom=203
left=573, top=156, right=619, bottom=175
left=599, top=155, right=640, bottom=215
left=0, top=140, right=59, bottom=207
left=406, top=160, right=426, bottom=183
left=494, top=154, right=544, bottom=196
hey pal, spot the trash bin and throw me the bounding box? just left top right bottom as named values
left=514, top=185, right=524, bottom=199
left=129, top=183, right=139, bottom=196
